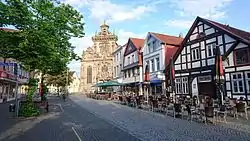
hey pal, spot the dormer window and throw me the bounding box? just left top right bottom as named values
left=196, top=32, right=206, bottom=39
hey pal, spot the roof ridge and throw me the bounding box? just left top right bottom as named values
left=200, top=17, right=250, bottom=43
left=150, top=32, right=183, bottom=39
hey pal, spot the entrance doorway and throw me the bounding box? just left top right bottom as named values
left=198, top=82, right=215, bottom=97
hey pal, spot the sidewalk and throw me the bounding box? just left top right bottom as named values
left=0, top=101, right=19, bottom=135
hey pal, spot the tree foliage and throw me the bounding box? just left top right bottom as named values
left=0, top=0, right=84, bottom=75
left=44, top=68, right=74, bottom=88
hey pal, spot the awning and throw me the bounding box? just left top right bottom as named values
left=150, top=78, right=162, bottom=86
left=95, top=80, right=122, bottom=87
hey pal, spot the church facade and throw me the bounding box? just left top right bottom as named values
left=80, top=22, right=118, bottom=93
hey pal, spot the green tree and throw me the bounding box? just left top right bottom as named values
left=44, top=68, right=74, bottom=95
left=0, top=0, right=84, bottom=73
left=0, top=0, right=84, bottom=98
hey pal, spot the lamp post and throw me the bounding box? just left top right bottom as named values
left=66, top=68, right=69, bottom=95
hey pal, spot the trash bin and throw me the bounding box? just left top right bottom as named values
left=9, top=104, right=15, bottom=112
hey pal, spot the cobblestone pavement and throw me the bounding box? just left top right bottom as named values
left=0, top=96, right=140, bottom=141
left=71, top=95, right=250, bottom=141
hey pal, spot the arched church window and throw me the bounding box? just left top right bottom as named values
left=87, top=66, right=92, bottom=83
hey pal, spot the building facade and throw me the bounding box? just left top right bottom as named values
left=173, top=16, right=250, bottom=100
left=68, top=72, right=80, bottom=93
left=112, top=44, right=126, bottom=92
left=143, top=32, right=183, bottom=95
left=80, top=22, right=118, bottom=93
left=123, top=38, right=144, bottom=95
left=0, top=58, right=29, bottom=102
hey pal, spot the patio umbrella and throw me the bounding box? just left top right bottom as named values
left=215, top=45, right=225, bottom=105
left=93, top=82, right=104, bottom=87
left=169, top=56, right=176, bottom=97
left=144, top=64, right=150, bottom=102
left=98, top=80, right=122, bottom=87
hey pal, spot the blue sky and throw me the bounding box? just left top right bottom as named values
left=64, top=0, right=250, bottom=76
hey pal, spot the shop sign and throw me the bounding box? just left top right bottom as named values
left=198, top=75, right=212, bottom=83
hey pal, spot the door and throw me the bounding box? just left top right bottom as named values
left=198, top=82, right=215, bottom=97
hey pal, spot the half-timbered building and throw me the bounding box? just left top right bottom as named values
left=173, top=16, right=250, bottom=100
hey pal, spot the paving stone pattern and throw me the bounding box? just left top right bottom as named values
left=71, top=95, right=250, bottom=141
left=0, top=96, right=140, bottom=141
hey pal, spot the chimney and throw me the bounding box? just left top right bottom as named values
left=179, top=32, right=183, bottom=38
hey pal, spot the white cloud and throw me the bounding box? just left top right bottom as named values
left=62, top=0, right=89, bottom=9
left=117, top=29, right=146, bottom=45
left=87, top=0, right=156, bottom=23
left=165, top=19, right=193, bottom=29
left=169, top=0, right=232, bottom=20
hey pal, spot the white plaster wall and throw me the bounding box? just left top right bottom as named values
left=205, top=28, right=215, bottom=35
left=206, top=37, right=216, bottom=44
left=224, top=34, right=235, bottom=43
left=124, top=51, right=138, bottom=66
left=123, top=75, right=140, bottom=83
left=175, top=56, right=181, bottom=64
left=191, top=43, right=199, bottom=48
left=175, top=64, right=181, bottom=70
left=204, top=24, right=210, bottom=29
left=207, top=58, right=215, bottom=66
left=235, top=42, right=248, bottom=49
left=192, top=61, right=200, bottom=68
left=218, top=35, right=223, bottom=45
left=192, top=77, right=198, bottom=97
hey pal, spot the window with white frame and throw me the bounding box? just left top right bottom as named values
left=155, top=57, right=160, bottom=71
left=207, top=43, right=216, bottom=57
left=132, top=55, right=134, bottom=63
left=191, top=48, right=200, bottom=60
left=175, top=78, right=182, bottom=94
left=232, top=73, right=244, bottom=93
left=175, top=77, right=188, bottom=94
left=151, top=59, right=155, bottom=72
left=182, top=77, right=189, bottom=94
left=245, top=72, right=250, bottom=93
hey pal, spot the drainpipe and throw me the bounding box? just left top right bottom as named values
left=138, top=49, right=143, bottom=96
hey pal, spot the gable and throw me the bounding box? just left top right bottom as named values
left=124, top=39, right=137, bottom=56
left=174, top=17, right=248, bottom=63
left=147, top=33, right=160, bottom=43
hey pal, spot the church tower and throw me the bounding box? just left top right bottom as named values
left=80, top=21, right=118, bottom=93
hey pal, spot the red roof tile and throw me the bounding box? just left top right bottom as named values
left=165, top=45, right=179, bottom=67
left=203, top=18, right=250, bottom=43
left=130, top=38, right=144, bottom=50
left=150, top=32, right=183, bottom=46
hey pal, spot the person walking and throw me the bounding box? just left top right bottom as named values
left=62, top=93, right=66, bottom=102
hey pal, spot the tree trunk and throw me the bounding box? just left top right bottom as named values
left=40, top=72, right=45, bottom=101
left=57, top=86, right=60, bottom=97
